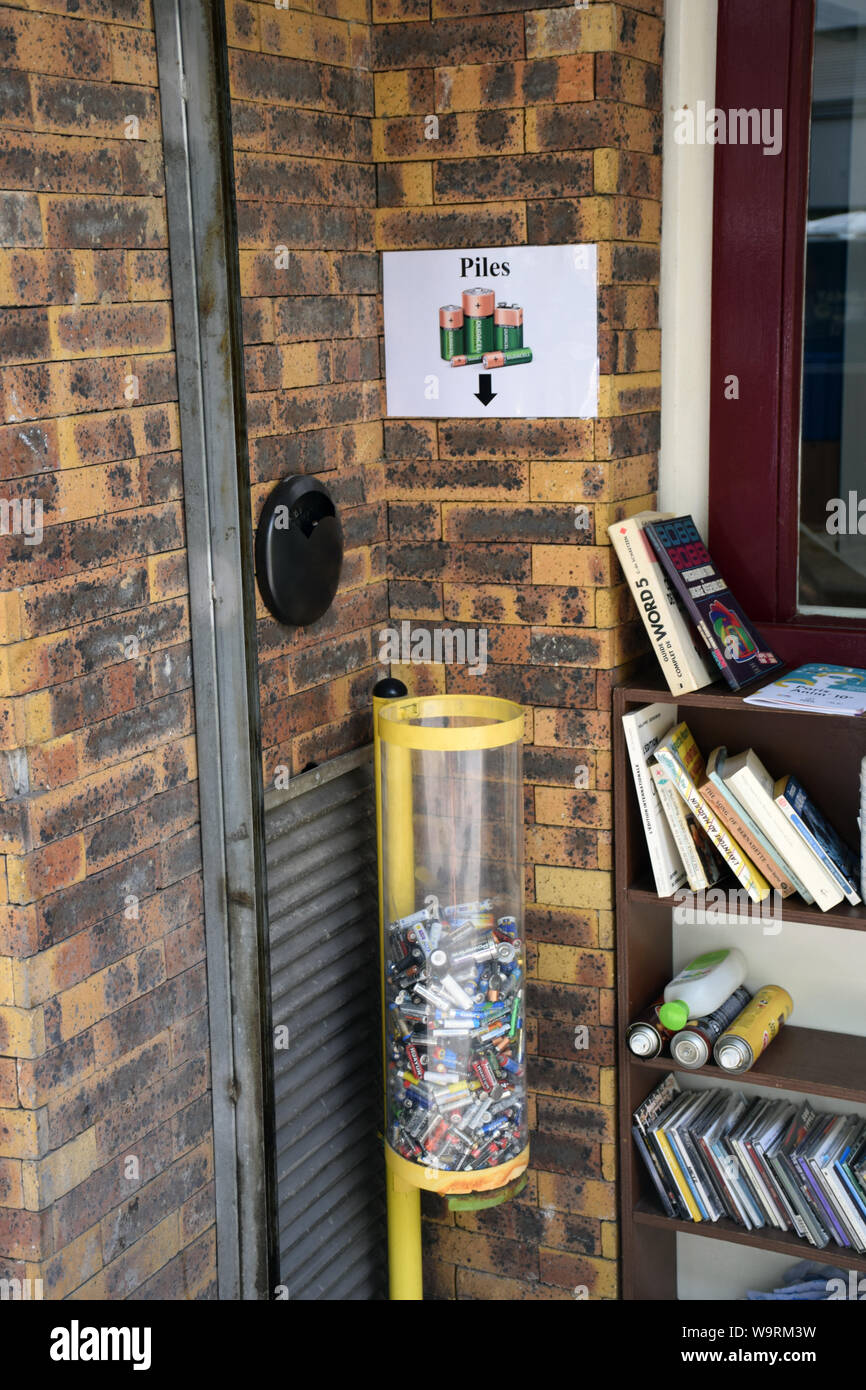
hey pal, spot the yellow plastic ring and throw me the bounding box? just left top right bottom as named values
left=377, top=694, right=525, bottom=752
left=385, top=1141, right=530, bottom=1195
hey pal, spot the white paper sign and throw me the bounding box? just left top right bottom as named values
left=382, top=244, right=598, bottom=420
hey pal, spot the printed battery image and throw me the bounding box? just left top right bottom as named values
left=494, top=303, right=524, bottom=351
left=461, top=287, right=495, bottom=355
left=439, top=305, right=465, bottom=361
left=450, top=353, right=484, bottom=368
left=483, top=348, right=533, bottom=368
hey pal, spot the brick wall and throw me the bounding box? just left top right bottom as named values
left=0, top=0, right=661, bottom=1301
left=0, top=2, right=215, bottom=1298
left=225, top=0, right=388, bottom=784
left=372, top=1, right=662, bottom=1300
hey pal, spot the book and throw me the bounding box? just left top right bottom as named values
left=744, top=663, right=866, bottom=716
left=642, top=515, right=782, bottom=691
left=649, top=761, right=723, bottom=892
left=720, top=749, right=844, bottom=911
left=859, top=756, right=865, bottom=901
left=773, top=775, right=861, bottom=906
left=653, top=723, right=771, bottom=904
left=607, top=512, right=716, bottom=694
left=633, top=1074, right=686, bottom=1219
left=634, top=1082, right=866, bottom=1254
left=700, top=748, right=798, bottom=898
left=621, top=703, right=687, bottom=897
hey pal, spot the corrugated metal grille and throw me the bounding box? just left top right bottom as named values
left=265, top=747, right=386, bottom=1300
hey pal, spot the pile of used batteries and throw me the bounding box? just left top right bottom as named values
left=386, top=898, right=526, bottom=1173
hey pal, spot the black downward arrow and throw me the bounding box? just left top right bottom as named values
left=475, top=373, right=497, bottom=406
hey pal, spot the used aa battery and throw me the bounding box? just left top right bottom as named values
left=461, top=288, right=495, bottom=355
left=449, top=353, right=485, bottom=367
left=439, top=305, right=465, bottom=361
left=482, top=348, right=533, bottom=369
left=494, top=303, right=524, bottom=350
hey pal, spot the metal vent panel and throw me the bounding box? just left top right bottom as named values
left=265, top=748, right=386, bottom=1300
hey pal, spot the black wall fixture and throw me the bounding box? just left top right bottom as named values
left=255, top=476, right=343, bottom=627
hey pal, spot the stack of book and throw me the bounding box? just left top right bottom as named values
left=635, top=1074, right=866, bottom=1253
left=608, top=511, right=783, bottom=695
left=622, top=705, right=861, bottom=910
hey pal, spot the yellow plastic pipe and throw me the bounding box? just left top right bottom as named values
left=374, top=684, right=423, bottom=1301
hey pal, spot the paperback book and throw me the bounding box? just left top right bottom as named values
left=744, top=664, right=866, bottom=716
left=643, top=515, right=782, bottom=692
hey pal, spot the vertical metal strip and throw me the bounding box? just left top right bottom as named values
left=153, top=0, right=277, bottom=1299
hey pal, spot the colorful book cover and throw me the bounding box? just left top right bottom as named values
left=774, top=775, right=861, bottom=907
left=654, top=723, right=771, bottom=903
left=643, top=515, right=783, bottom=691
left=650, top=761, right=723, bottom=892
left=608, top=512, right=716, bottom=694
left=744, top=663, right=866, bottom=716
left=701, top=748, right=797, bottom=898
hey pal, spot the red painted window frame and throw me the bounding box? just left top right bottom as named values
left=708, top=0, right=866, bottom=664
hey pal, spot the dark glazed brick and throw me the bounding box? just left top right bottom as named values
left=373, top=17, right=524, bottom=69
left=435, top=152, right=592, bottom=203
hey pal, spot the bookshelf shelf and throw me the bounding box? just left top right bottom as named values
left=626, top=878, right=866, bottom=932
left=633, top=1201, right=866, bottom=1276
left=614, top=669, right=866, bottom=1302
left=632, top=1024, right=866, bottom=1104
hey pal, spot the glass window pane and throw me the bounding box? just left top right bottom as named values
left=799, top=0, right=866, bottom=615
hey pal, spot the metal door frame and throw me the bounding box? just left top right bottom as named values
left=153, top=0, right=278, bottom=1300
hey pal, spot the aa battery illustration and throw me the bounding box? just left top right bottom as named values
left=669, top=985, right=752, bottom=1069
left=483, top=348, right=533, bottom=368
left=450, top=353, right=484, bottom=368
left=494, top=303, right=524, bottom=350
left=626, top=997, right=674, bottom=1058
left=439, top=305, right=465, bottom=361
left=713, top=985, right=794, bottom=1073
left=462, top=287, right=496, bottom=355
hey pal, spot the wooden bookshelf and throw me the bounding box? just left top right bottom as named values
left=614, top=669, right=866, bottom=1301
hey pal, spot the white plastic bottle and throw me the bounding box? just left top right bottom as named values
left=658, top=947, right=748, bottom=1032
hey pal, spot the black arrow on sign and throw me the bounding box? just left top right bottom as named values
left=475, top=373, right=497, bottom=407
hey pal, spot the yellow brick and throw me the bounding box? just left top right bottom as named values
left=280, top=342, right=329, bottom=390
left=0, top=1105, right=48, bottom=1160
left=599, top=1066, right=616, bottom=1109
left=597, top=371, right=661, bottom=417
left=0, top=958, right=14, bottom=1008
left=374, top=71, right=414, bottom=116
left=526, top=4, right=615, bottom=58
left=225, top=0, right=260, bottom=49
left=594, top=584, right=631, bottom=628
left=536, top=867, right=613, bottom=911
left=0, top=591, right=21, bottom=645
left=602, top=1142, right=617, bottom=1183
left=601, top=1221, right=618, bottom=1261
left=383, top=161, right=433, bottom=204
left=537, top=1172, right=617, bottom=1219
left=21, top=691, right=53, bottom=744
left=594, top=494, right=657, bottom=536
left=39, top=1222, right=103, bottom=1301
left=390, top=662, right=447, bottom=696
left=259, top=9, right=350, bottom=65
left=593, top=148, right=620, bottom=194
left=0, top=1004, right=46, bottom=1058
left=531, top=546, right=616, bottom=587
left=536, top=944, right=614, bottom=988
left=22, top=1127, right=98, bottom=1210
left=66, top=1269, right=108, bottom=1300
